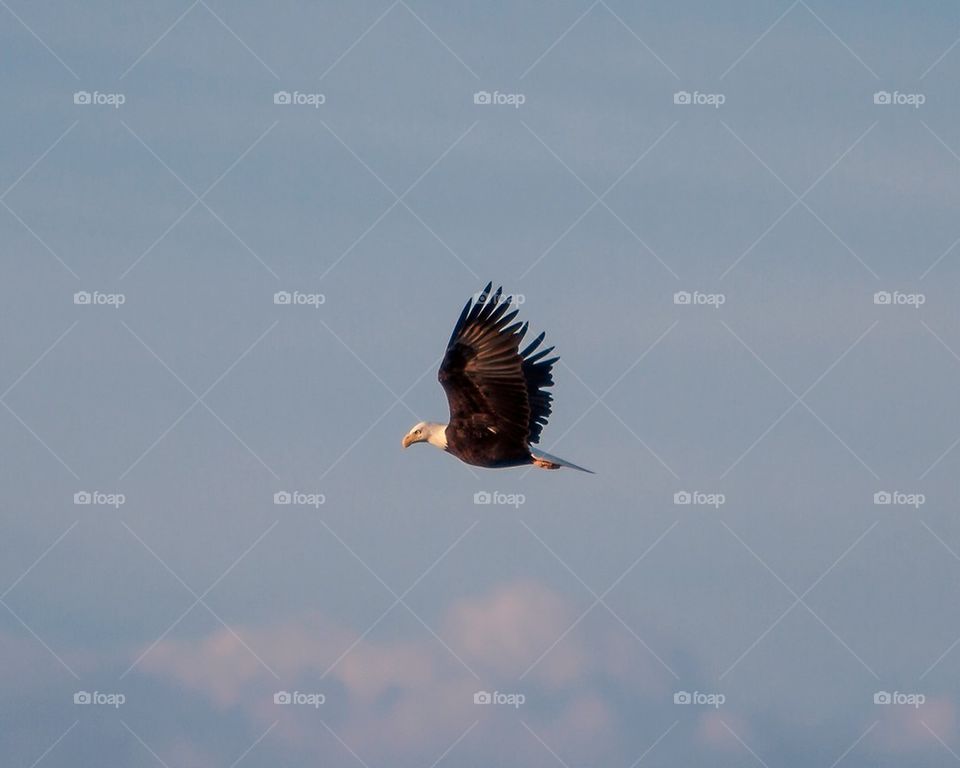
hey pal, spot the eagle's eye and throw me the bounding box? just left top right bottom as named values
left=415, top=428, right=422, bottom=435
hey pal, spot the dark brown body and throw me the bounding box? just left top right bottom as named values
left=444, top=421, right=534, bottom=468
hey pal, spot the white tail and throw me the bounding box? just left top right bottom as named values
left=530, top=449, right=595, bottom=473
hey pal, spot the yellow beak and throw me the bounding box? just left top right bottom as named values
left=402, top=434, right=415, bottom=448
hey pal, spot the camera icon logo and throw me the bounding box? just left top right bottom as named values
left=873, top=291, right=891, bottom=305
left=874, top=691, right=891, bottom=704
left=673, top=291, right=691, bottom=305
left=74, top=491, right=92, bottom=505
left=274, top=491, right=292, bottom=505
left=473, top=690, right=492, bottom=704
left=473, top=91, right=492, bottom=105
left=274, top=690, right=292, bottom=704
left=673, top=491, right=691, bottom=505
left=74, top=691, right=91, bottom=704
left=274, top=91, right=291, bottom=105
left=673, top=691, right=691, bottom=704
left=474, top=491, right=492, bottom=505
left=74, top=291, right=91, bottom=305
left=873, top=91, right=891, bottom=105
left=673, top=91, right=691, bottom=105
left=73, top=91, right=91, bottom=105
left=873, top=491, right=892, bottom=505
left=274, top=291, right=292, bottom=305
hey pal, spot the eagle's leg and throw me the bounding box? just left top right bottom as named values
left=532, top=457, right=561, bottom=469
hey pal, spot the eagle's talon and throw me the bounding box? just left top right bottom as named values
left=532, top=458, right=561, bottom=469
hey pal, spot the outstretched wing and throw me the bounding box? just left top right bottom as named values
left=438, top=283, right=558, bottom=446
left=519, top=328, right=557, bottom=445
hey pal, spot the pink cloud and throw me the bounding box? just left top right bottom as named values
left=443, top=580, right=584, bottom=683
left=872, top=695, right=955, bottom=753
left=542, top=692, right=617, bottom=761
left=136, top=580, right=674, bottom=763
left=697, top=710, right=750, bottom=751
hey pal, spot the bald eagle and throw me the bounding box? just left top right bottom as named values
left=402, top=283, right=592, bottom=472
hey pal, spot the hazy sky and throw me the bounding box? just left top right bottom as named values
left=4, top=1, right=960, bottom=766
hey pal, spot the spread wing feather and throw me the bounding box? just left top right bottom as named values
left=438, top=283, right=557, bottom=445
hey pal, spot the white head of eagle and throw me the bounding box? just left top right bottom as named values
left=401, top=283, right=593, bottom=473
left=401, top=421, right=447, bottom=450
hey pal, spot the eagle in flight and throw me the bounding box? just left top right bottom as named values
left=402, top=283, right=592, bottom=472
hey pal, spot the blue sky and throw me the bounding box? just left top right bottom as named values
left=3, top=1, right=960, bottom=766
